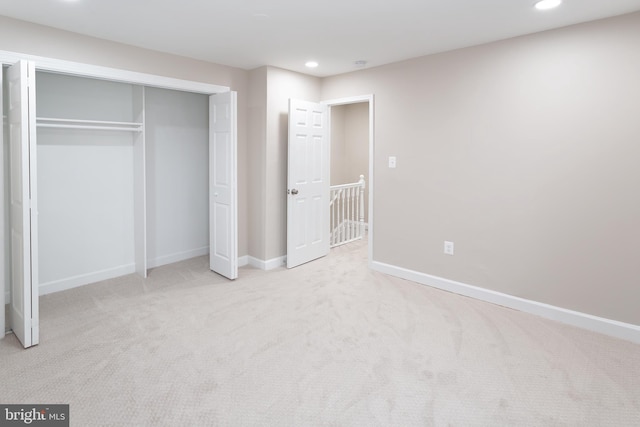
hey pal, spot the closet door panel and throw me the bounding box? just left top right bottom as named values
left=8, top=60, right=38, bottom=348
left=145, top=87, right=209, bottom=267
left=1, top=67, right=5, bottom=338
left=210, top=91, right=237, bottom=280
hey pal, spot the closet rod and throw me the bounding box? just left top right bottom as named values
left=37, top=123, right=143, bottom=132
left=37, top=117, right=143, bottom=127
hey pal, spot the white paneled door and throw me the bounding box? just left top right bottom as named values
left=8, top=60, right=39, bottom=348
left=209, top=91, right=238, bottom=280
left=287, top=99, right=330, bottom=268
left=0, top=66, right=3, bottom=339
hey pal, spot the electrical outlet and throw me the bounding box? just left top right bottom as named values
left=444, top=241, right=454, bottom=255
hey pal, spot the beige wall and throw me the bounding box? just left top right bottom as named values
left=344, top=104, right=369, bottom=223
left=0, top=16, right=244, bottom=86
left=247, top=67, right=268, bottom=260
left=330, top=103, right=370, bottom=222
left=330, top=106, right=347, bottom=185
left=322, top=12, right=640, bottom=325
left=0, top=15, right=251, bottom=258
left=264, top=67, right=321, bottom=260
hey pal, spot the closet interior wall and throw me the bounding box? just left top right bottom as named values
left=37, top=72, right=143, bottom=293
left=145, top=87, right=209, bottom=268
left=35, top=72, right=209, bottom=296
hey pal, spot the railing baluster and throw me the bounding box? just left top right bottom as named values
left=329, top=174, right=366, bottom=248
left=348, top=188, right=352, bottom=241
left=340, top=189, right=345, bottom=244
left=359, top=175, right=365, bottom=238
left=355, top=187, right=359, bottom=239
left=344, top=189, right=348, bottom=243
left=332, top=189, right=336, bottom=246
left=348, top=187, right=352, bottom=241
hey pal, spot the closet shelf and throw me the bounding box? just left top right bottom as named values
left=36, top=117, right=143, bottom=132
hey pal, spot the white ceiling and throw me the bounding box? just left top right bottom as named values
left=2, top=0, right=640, bottom=77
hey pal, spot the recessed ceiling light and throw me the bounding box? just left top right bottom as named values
left=305, top=61, right=319, bottom=68
left=534, top=0, right=562, bottom=10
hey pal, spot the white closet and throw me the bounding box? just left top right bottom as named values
left=1, top=57, right=238, bottom=348
left=37, top=72, right=147, bottom=291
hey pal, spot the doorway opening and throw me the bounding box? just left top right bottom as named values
left=324, top=95, right=374, bottom=267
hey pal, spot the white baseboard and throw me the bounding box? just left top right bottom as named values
left=372, top=261, right=640, bottom=345
left=39, top=264, right=136, bottom=296
left=147, top=246, right=209, bottom=269
left=238, top=255, right=250, bottom=267
left=243, top=255, right=286, bottom=270
left=37, top=247, right=218, bottom=295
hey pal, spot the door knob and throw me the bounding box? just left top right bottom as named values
left=290, top=189, right=299, bottom=195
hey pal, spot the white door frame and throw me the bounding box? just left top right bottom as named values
left=322, top=95, right=374, bottom=267
left=0, top=50, right=228, bottom=94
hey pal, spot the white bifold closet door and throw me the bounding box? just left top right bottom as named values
left=0, top=64, right=4, bottom=339
left=209, top=91, right=237, bottom=280
left=8, top=60, right=38, bottom=348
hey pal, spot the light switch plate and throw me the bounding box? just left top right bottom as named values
left=389, top=156, right=397, bottom=168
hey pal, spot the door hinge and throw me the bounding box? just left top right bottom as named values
left=29, top=199, right=38, bottom=215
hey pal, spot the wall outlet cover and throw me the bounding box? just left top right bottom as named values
left=444, top=241, right=454, bottom=255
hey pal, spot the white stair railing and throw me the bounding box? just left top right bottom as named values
left=330, top=175, right=366, bottom=248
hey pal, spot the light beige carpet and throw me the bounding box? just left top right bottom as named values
left=1, top=239, right=639, bottom=426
